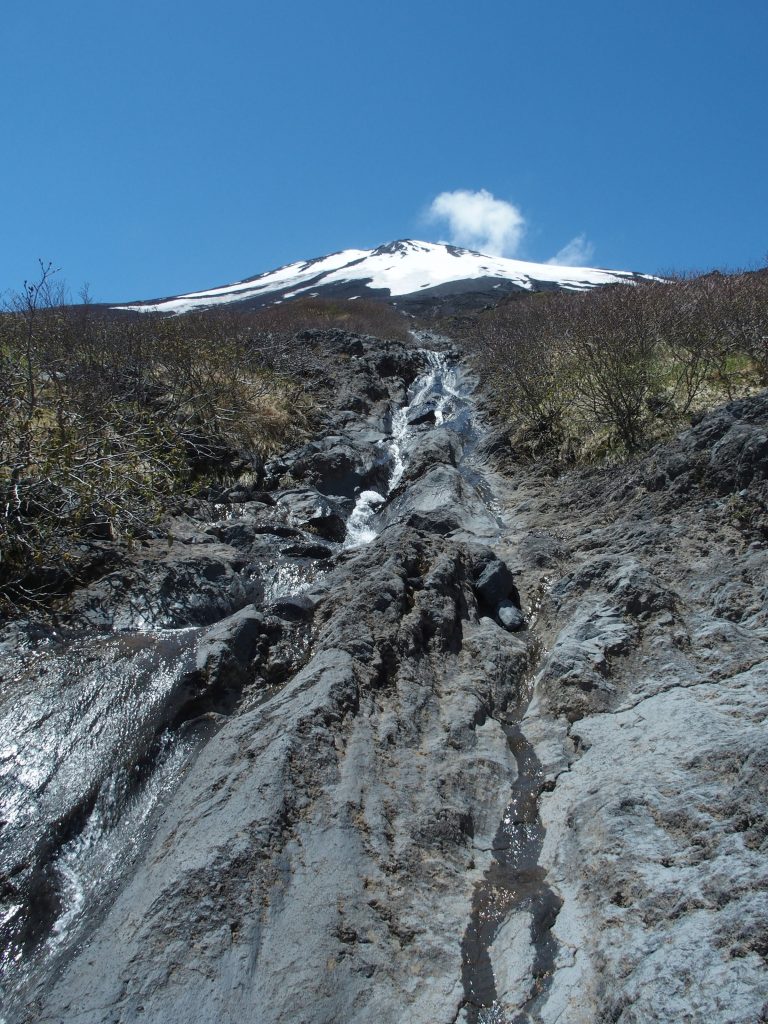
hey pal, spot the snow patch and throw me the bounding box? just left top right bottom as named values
left=115, top=239, right=651, bottom=315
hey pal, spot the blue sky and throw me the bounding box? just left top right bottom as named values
left=2, top=0, right=766, bottom=301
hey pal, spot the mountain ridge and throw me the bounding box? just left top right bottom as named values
left=114, top=239, right=656, bottom=315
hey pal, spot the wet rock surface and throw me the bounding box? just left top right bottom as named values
left=479, top=397, right=768, bottom=1024
left=1, top=330, right=766, bottom=1024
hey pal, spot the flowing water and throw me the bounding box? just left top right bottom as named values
left=0, top=629, right=207, bottom=1015
left=344, top=348, right=473, bottom=549
left=0, top=343, right=558, bottom=1023
left=460, top=716, right=562, bottom=1023
left=342, top=347, right=561, bottom=1018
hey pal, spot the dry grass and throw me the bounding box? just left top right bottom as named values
left=0, top=289, right=336, bottom=608
left=440, top=268, right=768, bottom=465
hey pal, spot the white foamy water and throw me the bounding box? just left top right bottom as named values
left=390, top=350, right=455, bottom=490
left=344, top=350, right=464, bottom=549
left=344, top=489, right=386, bottom=548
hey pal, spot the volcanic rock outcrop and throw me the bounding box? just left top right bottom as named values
left=0, top=331, right=765, bottom=1024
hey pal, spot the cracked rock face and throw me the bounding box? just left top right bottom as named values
left=1, top=330, right=766, bottom=1024
left=488, top=395, right=768, bottom=1024
left=27, top=531, right=531, bottom=1024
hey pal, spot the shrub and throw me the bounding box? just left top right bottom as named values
left=444, top=267, right=767, bottom=464
left=0, top=269, right=327, bottom=610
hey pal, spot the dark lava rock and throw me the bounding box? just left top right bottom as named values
left=707, top=421, right=768, bottom=493
left=406, top=399, right=438, bottom=426
left=399, top=431, right=459, bottom=483
left=279, top=542, right=335, bottom=560
left=26, top=526, right=531, bottom=1024
left=276, top=488, right=348, bottom=542
left=271, top=593, right=318, bottom=622
left=280, top=436, right=391, bottom=499
left=641, top=391, right=768, bottom=500
left=66, top=544, right=263, bottom=630
left=517, top=530, right=568, bottom=570
left=0, top=605, right=270, bottom=984
left=194, top=604, right=265, bottom=694
left=4, top=344, right=767, bottom=1024
left=382, top=465, right=498, bottom=538
left=473, top=555, right=520, bottom=609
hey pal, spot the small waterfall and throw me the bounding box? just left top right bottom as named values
left=344, top=489, right=387, bottom=547
left=344, top=351, right=463, bottom=549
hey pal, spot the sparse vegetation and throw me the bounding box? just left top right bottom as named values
left=0, top=271, right=411, bottom=611
left=3, top=256, right=766, bottom=612
left=245, top=294, right=412, bottom=344
left=441, top=267, right=768, bottom=465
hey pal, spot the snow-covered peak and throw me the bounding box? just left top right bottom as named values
left=115, top=239, right=651, bottom=315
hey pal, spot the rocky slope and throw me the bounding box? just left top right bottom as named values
left=0, top=330, right=766, bottom=1024
left=480, top=392, right=768, bottom=1022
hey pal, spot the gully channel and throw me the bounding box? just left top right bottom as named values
left=1, top=332, right=558, bottom=1024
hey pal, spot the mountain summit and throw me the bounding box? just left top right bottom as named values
left=116, top=239, right=652, bottom=315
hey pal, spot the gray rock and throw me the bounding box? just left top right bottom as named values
left=497, top=600, right=524, bottom=631
left=271, top=592, right=318, bottom=621
left=276, top=487, right=348, bottom=541
left=708, top=421, right=768, bottom=492
left=489, top=389, right=768, bottom=1022
left=406, top=399, right=438, bottom=425
left=398, top=430, right=459, bottom=483
left=382, top=465, right=498, bottom=538
left=474, top=556, right=517, bottom=608
left=194, top=604, right=265, bottom=692
left=66, top=541, right=263, bottom=630
left=0, top=605, right=272, bottom=991
left=4, top=341, right=767, bottom=1024
left=25, top=528, right=530, bottom=1024
left=516, top=529, right=568, bottom=569
left=280, top=435, right=391, bottom=498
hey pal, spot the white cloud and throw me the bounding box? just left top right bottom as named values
left=426, top=190, right=597, bottom=266
left=427, top=188, right=525, bottom=257
left=548, top=233, right=595, bottom=267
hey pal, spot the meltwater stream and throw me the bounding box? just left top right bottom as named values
left=345, top=349, right=466, bottom=548
left=1, top=341, right=560, bottom=1024
left=460, top=715, right=563, bottom=1024
left=0, top=630, right=207, bottom=1017
left=342, top=348, right=562, bottom=1019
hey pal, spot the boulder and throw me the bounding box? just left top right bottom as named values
left=194, top=604, right=265, bottom=694
left=474, top=556, right=519, bottom=608
left=497, top=600, right=524, bottom=631
left=406, top=399, right=438, bottom=426
left=276, top=488, right=348, bottom=542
